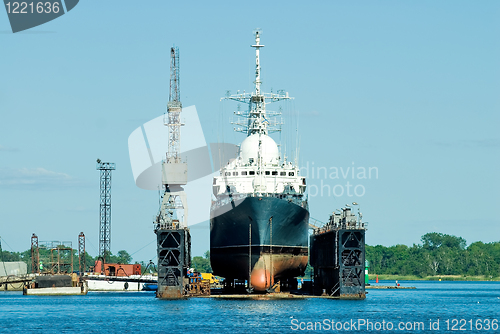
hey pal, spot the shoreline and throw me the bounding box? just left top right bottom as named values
left=368, top=274, right=500, bottom=281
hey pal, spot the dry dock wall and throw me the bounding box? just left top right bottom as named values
left=310, top=228, right=366, bottom=299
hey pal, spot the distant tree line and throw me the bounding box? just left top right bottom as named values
left=5, top=232, right=497, bottom=278
left=366, top=233, right=500, bottom=277
left=191, top=251, right=212, bottom=273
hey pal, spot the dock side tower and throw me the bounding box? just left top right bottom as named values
left=155, top=47, right=191, bottom=299
left=96, top=159, right=115, bottom=264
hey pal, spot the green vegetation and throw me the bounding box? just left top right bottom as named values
left=109, top=250, right=132, bottom=265
left=4, top=232, right=498, bottom=280
left=1, top=250, right=22, bottom=262
left=368, top=274, right=500, bottom=281
left=366, top=233, right=500, bottom=279
left=191, top=251, right=212, bottom=273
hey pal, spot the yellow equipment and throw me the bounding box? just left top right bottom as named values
left=200, top=273, right=219, bottom=284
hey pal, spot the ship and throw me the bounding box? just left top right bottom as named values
left=210, top=31, right=309, bottom=292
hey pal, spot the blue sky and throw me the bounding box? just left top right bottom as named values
left=1, top=1, right=499, bottom=262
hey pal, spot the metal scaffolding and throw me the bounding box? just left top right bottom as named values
left=78, top=232, right=85, bottom=274
left=49, top=246, right=73, bottom=274
left=30, top=233, right=39, bottom=274
left=96, top=159, right=115, bottom=263
left=30, top=236, right=74, bottom=275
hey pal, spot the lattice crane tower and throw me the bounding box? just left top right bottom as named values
left=156, top=47, right=188, bottom=229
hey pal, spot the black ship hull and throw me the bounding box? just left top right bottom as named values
left=210, top=196, right=309, bottom=291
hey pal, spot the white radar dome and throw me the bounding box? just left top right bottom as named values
left=240, top=133, right=280, bottom=165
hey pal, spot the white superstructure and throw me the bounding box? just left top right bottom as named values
left=213, top=31, right=306, bottom=198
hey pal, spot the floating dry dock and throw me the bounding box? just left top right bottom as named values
left=310, top=207, right=367, bottom=299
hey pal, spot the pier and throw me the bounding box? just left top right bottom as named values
left=0, top=274, right=32, bottom=291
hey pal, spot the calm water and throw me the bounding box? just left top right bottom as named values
left=1, top=281, right=499, bottom=333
